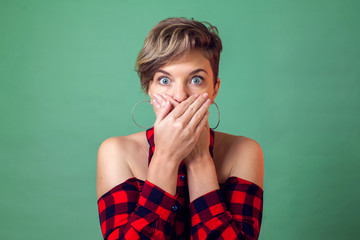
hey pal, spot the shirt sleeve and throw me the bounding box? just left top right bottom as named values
left=189, top=177, right=263, bottom=240
left=97, top=178, right=181, bottom=240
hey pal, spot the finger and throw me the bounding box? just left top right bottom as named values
left=154, top=101, right=171, bottom=124
left=152, top=99, right=164, bottom=116
left=154, top=94, right=167, bottom=107
left=194, top=111, right=210, bottom=137
left=160, top=94, right=178, bottom=112
left=152, top=99, right=160, bottom=108
left=167, top=94, right=199, bottom=118
left=179, top=93, right=210, bottom=125
left=204, top=121, right=210, bottom=130
left=162, top=94, right=180, bottom=108
left=186, top=98, right=211, bottom=129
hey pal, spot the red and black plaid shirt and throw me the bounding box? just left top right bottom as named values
left=97, top=127, right=264, bottom=239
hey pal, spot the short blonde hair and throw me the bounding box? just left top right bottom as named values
left=135, top=17, right=223, bottom=93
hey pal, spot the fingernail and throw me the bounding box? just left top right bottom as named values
left=153, top=99, right=160, bottom=107
left=154, top=94, right=160, bottom=99
left=194, top=94, right=199, bottom=98
left=203, top=93, right=208, bottom=98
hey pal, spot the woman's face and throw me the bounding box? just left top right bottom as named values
left=148, top=49, right=220, bottom=109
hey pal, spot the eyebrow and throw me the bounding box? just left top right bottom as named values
left=157, top=68, right=208, bottom=76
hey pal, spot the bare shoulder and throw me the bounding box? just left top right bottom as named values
left=96, top=131, right=148, bottom=199
left=214, top=131, right=264, bottom=189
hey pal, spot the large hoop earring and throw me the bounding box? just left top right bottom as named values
left=131, top=100, right=153, bottom=129
left=210, top=102, right=220, bottom=130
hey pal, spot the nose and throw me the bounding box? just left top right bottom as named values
left=169, top=83, right=189, bottom=103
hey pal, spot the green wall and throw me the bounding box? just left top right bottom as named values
left=1, top=0, right=359, bottom=239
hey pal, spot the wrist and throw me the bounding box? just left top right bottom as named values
left=153, top=149, right=182, bottom=165
left=147, top=152, right=180, bottom=196
left=186, top=154, right=216, bottom=180
left=186, top=155, right=219, bottom=202
left=185, top=152, right=213, bottom=169
left=150, top=151, right=180, bottom=171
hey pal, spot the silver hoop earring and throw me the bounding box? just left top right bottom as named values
left=210, top=102, right=220, bottom=130
left=131, top=100, right=153, bottom=129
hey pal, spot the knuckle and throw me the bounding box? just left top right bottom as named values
left=189, top=106, right=196, bottom=112
left=180, top=122, right=187, bottom=129
left=195, top=114, right=202, bottom=121
left=174, top=121, right=185, bottom=129
left=188, top=137, right=196, bottom=146
left=183, top=127, right=191, bottom=136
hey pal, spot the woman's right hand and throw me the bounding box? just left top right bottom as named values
left=151, top=93, right=211, bottom=164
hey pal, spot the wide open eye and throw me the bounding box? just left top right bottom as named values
left=159, top=77, right=170, bottom=85
left=191, top=76, right=204, bottom=85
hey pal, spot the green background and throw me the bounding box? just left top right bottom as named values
left=1, top=0, right=359, bottom=239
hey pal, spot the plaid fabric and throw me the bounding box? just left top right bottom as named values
left=189, top=177, right=263, bottom=240
left=97, top=127, right=264, bottom=239
left=98, top=178, right=180, bottom=240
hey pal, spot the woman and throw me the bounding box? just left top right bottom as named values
left=97, top=17, right=264, bottom=240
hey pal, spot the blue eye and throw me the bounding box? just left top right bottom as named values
left=191, top=76, right=203, bottom=85
left=159, top=77, right=170, bottom=85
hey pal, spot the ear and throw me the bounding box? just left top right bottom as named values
left=211, top=78, right=221, bottom=101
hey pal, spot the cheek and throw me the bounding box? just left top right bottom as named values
left=188, top=84, right=212, bottom=95
left=206, top=89, right=216, bottom=101
left=150, top=85, right=169, bottom=96
left=148, top=84, right=157, bottom=99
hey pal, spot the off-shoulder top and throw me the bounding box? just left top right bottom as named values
left=97, top=127, right=263, bottom=240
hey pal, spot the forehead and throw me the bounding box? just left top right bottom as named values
left=157, top=49, right=212, bottom=75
